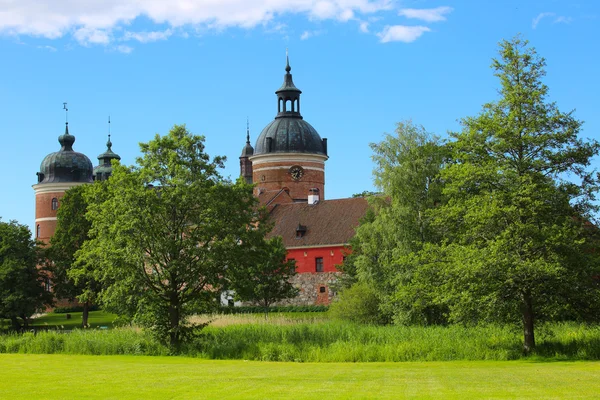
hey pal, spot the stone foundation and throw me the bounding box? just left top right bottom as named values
left=279, top=272, right=341, bottom=306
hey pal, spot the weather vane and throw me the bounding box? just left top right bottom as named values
left=63, top=102, right=68, bottom=123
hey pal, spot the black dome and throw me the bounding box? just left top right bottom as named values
left=37, top=124, right=93, bottom=184
left=254, top=118, right=326, bottom=155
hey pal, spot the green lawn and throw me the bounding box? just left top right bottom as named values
left=30, top=311, right=117, bottom=330
left=0, top=354, right=598, bottom=399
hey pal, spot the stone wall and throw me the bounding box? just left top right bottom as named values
left=281, top=272, right=341, bottom=306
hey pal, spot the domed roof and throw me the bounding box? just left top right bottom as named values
left=254, top=118, right=326, bottom=155
left=240, top=122, right=254, bottom=157
left=253, top=55, right=327, bottom=157
left=93, top=135, right=121, bottom=180
left=37, top=123, right=93, bottom=184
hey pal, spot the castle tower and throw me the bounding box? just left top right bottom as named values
left=32, top=120, right=93, bottom=243
left=239, top=120, right=254, bottom=184
left=249, top=54, right=328, bottom=201
left=93, top=119, right=121, bottom=181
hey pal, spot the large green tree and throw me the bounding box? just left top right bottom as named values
left=425, top=37, right=600, bottom=352
left=343, top=120, right=448, bottom=323
left=230, top=236, right=298, bottom=316
left=0, top=220, right=51, bottom=330
left=77, top=125, right=271, bottom=348
left=49, top=184, right=99, bottom=327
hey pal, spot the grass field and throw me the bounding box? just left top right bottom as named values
left=0, top=354, right=598, bottom=399
left=30, top=311, right=117, bottom=330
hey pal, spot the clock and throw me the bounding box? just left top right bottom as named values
left=289, top=166, right=304, bottom=181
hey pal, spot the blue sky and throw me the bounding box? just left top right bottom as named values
left=1, top=0, right=599, bottom=233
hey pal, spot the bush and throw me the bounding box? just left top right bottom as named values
left=53, top=305, right=100, bottom=314
left=328, top=282, right=384, bottom=324
left=217, top=305, right=328, bottom=314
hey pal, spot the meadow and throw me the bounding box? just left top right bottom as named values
left=1, top=354, right=599, bottom=399
left=1, top=311, right=600, bottom=362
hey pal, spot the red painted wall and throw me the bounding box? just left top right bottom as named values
left=286, top=246, right=349, bottom=273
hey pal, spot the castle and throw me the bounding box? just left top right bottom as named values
left=33, top=57, right=368, bottom=305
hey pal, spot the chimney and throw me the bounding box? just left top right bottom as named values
left=308, top=188, right=320, bottom=205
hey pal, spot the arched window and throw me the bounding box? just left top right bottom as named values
left=36, top=224, right=40, bottom=238
left=51, top=198, right=58, bottom=210
left=285, top=99, right=291, bottom=112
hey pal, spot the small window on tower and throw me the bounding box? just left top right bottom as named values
left=36, top=224, right=40, bottom=238
left=51, top=198, right=59, bottom=210
left=319, top=286, right=326, bottom=293
left=315, top=257, right=324, bottom=272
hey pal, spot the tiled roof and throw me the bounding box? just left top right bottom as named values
left=267, top=197, right=370, bottom=247
left=257, top=188, right=294, bottom=210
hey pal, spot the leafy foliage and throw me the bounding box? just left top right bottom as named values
left=77, top=125, right=272, bottom=349
left=0, top=220, right=51, bottom=330
left=419, top=37, right=600, bottom=351
left=230, top=236, right=298, bottom=314
left=328, top=282, right=384, bottom=325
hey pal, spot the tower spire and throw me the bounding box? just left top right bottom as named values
left=107, top=116, right=112, bottom=150
left=246, top=117, right=250, bottom=144
left=286, top=48, right=291, bottom=73
left=63, top=102, right=69, bottom=134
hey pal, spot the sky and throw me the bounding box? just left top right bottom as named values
left=1, top=0, right=599, bottom=233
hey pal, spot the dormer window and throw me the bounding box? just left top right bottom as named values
left=296, top=223, right=307, bottom=238
left=51, top=198, right=59, bottom=210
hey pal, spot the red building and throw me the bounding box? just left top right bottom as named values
left=240, top=57, right=369, bottom=305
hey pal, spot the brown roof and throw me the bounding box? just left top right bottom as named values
left=257, top=188, right=294, bottom=211
left=267, top=197, right=370, bottom=247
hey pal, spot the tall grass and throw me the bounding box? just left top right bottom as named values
left=1, top=322, right=599, bottom=362
left=0, top=328, right=168, bottom=356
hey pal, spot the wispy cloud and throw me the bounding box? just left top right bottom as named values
left=123, top=29, right=173, bottom=43
left=73, top=27, right=111, bottom=46
left=37, top=45, right=57, bottom=51
left=377, top=25, right=430, bottom=43
left=398, top=6, right=453, bottom=22
left=300, top=30, right=324, bottom=40
left=359, top=21, right=370, bottom=33
left=532, top=12, right=573, bottom=29
left=115, top=45, right=134, bottom=54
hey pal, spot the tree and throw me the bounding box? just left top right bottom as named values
left=230, top=236, right=298, bottom=316
left=77, top=125, right=270, bottom=348
left=425, top=37, right=600, bottom=352
left=0, top=220, right=51, bottom=330
left=49, top=184, right=99, bottom=328
left=345, top=120, right=448, bottom=323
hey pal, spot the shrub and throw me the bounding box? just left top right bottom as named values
left=328, top=282, right=384, bottom=324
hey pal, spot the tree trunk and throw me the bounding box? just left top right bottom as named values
left=522, top=292, right=535, bottom=353
left=20, top=313, right=29, bottom=329
left=169, top=293, right=180, bottom=350
left=10, top=316, right=21, bottom=331
left=82, top=301, right=89, bottom=328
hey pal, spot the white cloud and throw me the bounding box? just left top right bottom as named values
left=554, top=16, right=573, bottom=24
left=0, top=0, right=393, bottom=45
left=532, top=12, right=554, bottom=28
left=532, top=12, right=573, bottom=29
left=115, top=45, right=133, bottom=54
left=73, top=27, right=111, bottom=45
left=377, top=25, right=430, bottom=43
left=123, top=29, right=173, bottom=43
left=37, top=45, right=57, bottom=51
left=300, top=30, right=324, bottom=40
left=398, top=6, right=453, bottom=22
left=359, top=21, right=369, bottom=33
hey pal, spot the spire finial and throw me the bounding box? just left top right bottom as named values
left=246, top=117, right=250, bottom=144
left=107, top=116, right=112, bottom=149
left=285, top=48, right=291, bottom=73
left=63, top=102, right=69, bottom=128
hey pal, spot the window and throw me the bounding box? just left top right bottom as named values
left=51, top=198, right=58, bottom=210
left=315, top=257, right=324, bottom=272
left=36, top=224, right=40, bottom=238
left=319, top=286, right=326, bottom=293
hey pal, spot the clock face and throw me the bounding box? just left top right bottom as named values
left=289, top=166, right=304, bottom=181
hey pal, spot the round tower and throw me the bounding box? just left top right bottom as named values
left=239, top=120, right=254, bottom=184
left=93, top=132, right=121, bottom=181
left=32, top=122, right=93, bottom=243
left=250, top=55, right=328, bottom=201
